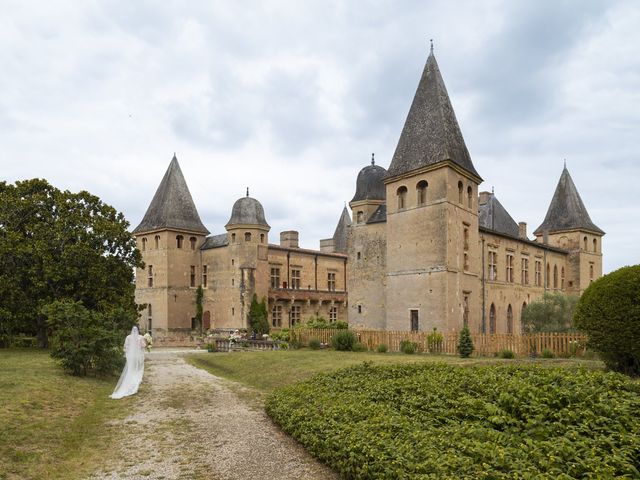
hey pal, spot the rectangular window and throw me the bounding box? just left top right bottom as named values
left=410, top=309, right=419, bottom=332
left=289, top=305, right=301, bottom=326
left=148, top=265, right=153, bottom=287
left=521, top=258, right=529, bottom=285
left=488, top=251, right=497, bottom=281
left=535, top=260, right=542, bottom=286
left=329, top=306, right=338, bottom=322
left=506, top=254, right=514, bottom=283
left=203, top=265, right=208, bottom=288
left=270, top=267, right=280, bottom=289
left=463, top=253, right=469, bottom=271
left=190, top=265, right=196, bottom=287
left=272, top=305, right=282, bottom=327
left=463, top=227, right=469, bottom=251
left=291, top=269, right=301, bottom=289
left=327, top=272, right=336, bottom=291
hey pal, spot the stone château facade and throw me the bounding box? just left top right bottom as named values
left=133, top=48, right=603, bottom=339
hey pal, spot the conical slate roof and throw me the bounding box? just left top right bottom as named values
left=133, top=155, right=209, bottom=235
left=479, top=193, right=519, bottom=238
left=351, top=156, right=387, bottom=202
left=331, top=206, right=352, bottom=254
left=534, top=167, right=604, bottom=236
left=225, top=191, right=270, bottom=229
left=387, top=49, right=481, bottom=180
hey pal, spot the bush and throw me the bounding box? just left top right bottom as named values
left=426, top=328, right=443, bottom=353
left=400, top=340, right=417, bottom=355
left=334, top=321, right=349, bottom=329
left=376, top=343, right=388, bottom=353
left=43, top=300, right=128, bottom=376
left=288, top=339, right=301, bottom=350
left=331, top=330, right=357, bottom=351
left=457, top=324, right=474, bottom=358
left=308, top=338, right=321, bottom=350
left=270, top=329, right=290, bottom=342
left=206, top=342, right=216, bottom=353
left=352, top=342, right=367, bottom=352
left=574, top=265, right=640, bottom=376
left=541, top=348, right=555, bottom=358
left=522, top=292, right=579, bottom=333
left=266, top=363, right=640, bottom=479
left=499, top=349, right=515, bottom=359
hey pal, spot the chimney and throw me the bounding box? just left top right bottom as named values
left=280, top=230, right=299, bottom=248
left=518, top=222, right=527, bottom=239
left=478, top=191, right=492, bottom=206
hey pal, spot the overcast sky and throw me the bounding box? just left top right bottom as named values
left=2, top=0, right=638, bottom=273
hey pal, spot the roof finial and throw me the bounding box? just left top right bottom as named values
left=430, top=38, right=434, bottom=54
left=371, top=152, right=375, bottom=165
left=173, top=152, right=176, bottom=159
left=246, top=187, right=249, bottom=197
left=563, top=158, right=567, bottom=169
left=491, top=186, right=495, bottom=195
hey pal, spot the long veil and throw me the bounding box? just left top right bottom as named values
left=110, top=326, right=145, bottom=399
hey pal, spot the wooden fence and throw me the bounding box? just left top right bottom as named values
left=290, top=329, right=588, bottom=357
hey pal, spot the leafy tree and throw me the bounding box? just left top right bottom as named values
left=43, top=300, right=129, bottom=376
left=574, top=265, right=640, bottom=376
left=248, top=294, right=269, bottom=335
left=457, top=324, right=474, bottom=358
left=0, top=179, right=143, bottom=347
left=521, top=292, right=579, bottom=333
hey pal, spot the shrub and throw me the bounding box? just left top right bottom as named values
left=400, top=340, right=417, bottom=355
left=308, top=338, right=321, bottom=350
left=521, top=292, right=579, bottom=333
left=331, top=330, right=356, bottom=351
left=334, top=321, right=349, bottom=329
left=288, top=339, right=301, bottom=350
left=376, top=343, right=388, bottom=353
left=426, top=328, right=443, bottom=353
left=499, top=349, right=515, bottom=359
left=206, top=342, right=216, bottom=353
left=352, top=342, right=367, bottom=352
left=270, top=329, right=290, bottom=342
left=303, top=315, right=330, bottom=329
left=541, top=348, right=555, bottom=358
left=43, top=300, right=127, bottom=376
left=266, top=363, right=640, bottom=479
left=574, top=265, right=640, bottom=376
left=457, top=324, right=474, bottom=358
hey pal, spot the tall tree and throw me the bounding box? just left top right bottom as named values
left=0, top=179, right=143, bottom=347
left=521, top=292, right=579, bottom=333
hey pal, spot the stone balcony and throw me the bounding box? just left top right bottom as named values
left=268, top=287, right=347, bottom=305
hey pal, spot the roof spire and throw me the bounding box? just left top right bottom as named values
left=246, top=187, right=249, bottom=197
left=371, top=152, right=375, bottom=165
left=491, top=186, right=495, bottom=194
left=430, top=38, right=434, bottom=54
left=563, top=158, right=567, bottom=169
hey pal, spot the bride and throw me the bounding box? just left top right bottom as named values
left=110, top=326, right=146, bottom=399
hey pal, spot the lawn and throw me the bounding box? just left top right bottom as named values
left=0, top=349, right=131, bottom=480
left=186, top=348, right=603, bottom=393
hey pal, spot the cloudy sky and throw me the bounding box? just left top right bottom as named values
left=2, top=0, right=638, bottom=273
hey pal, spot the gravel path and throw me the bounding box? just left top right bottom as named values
left=89, top=350, right=338, bottom=480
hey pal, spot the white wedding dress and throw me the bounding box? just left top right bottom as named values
left=110, top=326, right=145, bottom=399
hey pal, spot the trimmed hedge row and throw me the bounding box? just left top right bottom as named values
left=266, top=363, right=640, bottom=479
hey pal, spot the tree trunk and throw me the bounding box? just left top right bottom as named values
left=36, top=315, right=49, bottom=348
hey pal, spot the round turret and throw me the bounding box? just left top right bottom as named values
left=225, top=190, right=270, bottom=229
left=351, top=155, right=387, bottom=202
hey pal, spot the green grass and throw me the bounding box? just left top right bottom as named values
left=186, top=349, right=604, bottom=394
left=0, top=349, right=131, bottom=480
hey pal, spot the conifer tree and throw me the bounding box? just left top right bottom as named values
left=457, top=324, right=474, bottom=358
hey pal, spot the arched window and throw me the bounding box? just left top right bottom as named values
left=521, top=302, right=527, bottom=334
left=553, top=265, right=558, bottom=289
left=141, top=237, right=147, bottom=251
left=356, top=211, right=364, bottom=223
left=593, top=238, right=597, bottom=252
left=154, top=235, right=160, bottom=249
left=458, top=181, right=463, bottom=204
left=507, top=304, right=513, bottom=334
left=467, top=186, right=473, bottom=208
left=416, top=180, right=428, bottom=206
left=176, top=235, right=183, bottom=249
left=583, top=236, right=588, bottom=250
left=397, top=186, right=407, bottom=210
left=546, top=263, right=550, bottom=288
left=190, top=237, right=196, bottom=250
left=561, top=267, right=565, bottom=289
left=489, top=304, right=496, bottom=334
left=245, top=232, right=252, bottom=242
left=231, top=233, right=236, bottom=242
left=260, top=233, right=265, bottom=243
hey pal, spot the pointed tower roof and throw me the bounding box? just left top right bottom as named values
left=133, top=155, right=209, bottom=235
left=331, top=206, right=352, bottom=254
left=478, top=192, right=519, bottom=237
left=387, top=49, right=481, bottom=180
left=534, top=167, right=604, bottom=236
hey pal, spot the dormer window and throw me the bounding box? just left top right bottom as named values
left=417, top=180, right=428, bottom=206
left=397, top=186, right=407, bottom=210
left=176, top=235, right=183, bottom=249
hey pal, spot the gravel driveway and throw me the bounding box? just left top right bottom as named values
left=89, top=350, right=338, bottom=480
